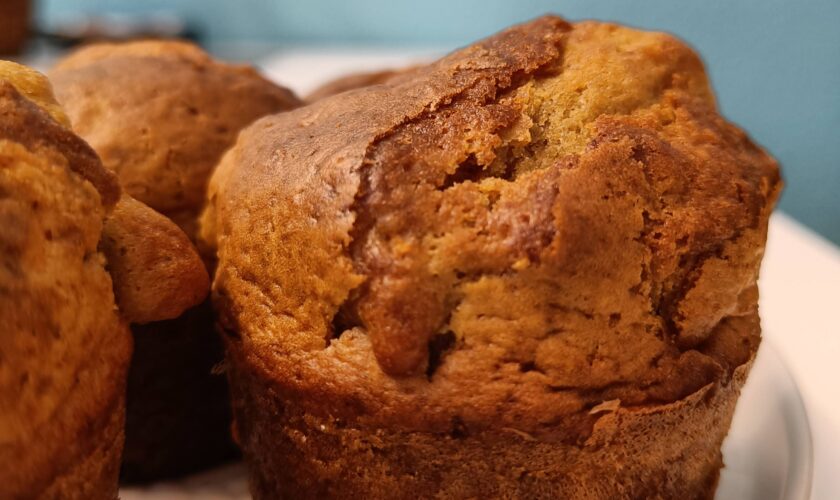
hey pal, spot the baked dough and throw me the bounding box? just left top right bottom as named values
left=203, top=16, right=781, bottom=499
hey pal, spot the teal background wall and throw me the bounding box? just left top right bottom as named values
left=38, top=0, right=840, bottom=244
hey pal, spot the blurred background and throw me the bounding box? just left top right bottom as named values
left=3, top=0, right=838, bottom=245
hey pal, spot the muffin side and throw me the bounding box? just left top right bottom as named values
left=231, top=320, right=753, bottom=499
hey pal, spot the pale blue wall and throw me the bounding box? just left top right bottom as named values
left=39, top=0, right=840, bottom=244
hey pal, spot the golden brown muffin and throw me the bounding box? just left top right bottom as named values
left=305, top=65, right=420, bottom=102
left=0, top=62, right=206, bottom=499
left=49, top=40, right=301, bottom=481
left=203, top=16, right=781, bottom=499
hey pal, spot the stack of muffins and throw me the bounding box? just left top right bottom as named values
left=0, top=14, right=781, bottom=499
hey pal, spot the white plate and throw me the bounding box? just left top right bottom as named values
left=121, top=340, right=812, bottom=500
left=718, top=340, right=813, bottom=499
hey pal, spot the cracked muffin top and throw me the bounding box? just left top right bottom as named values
left=202, top=16, right=780, bottom=435
left=50, top=40, right=301, bottom=240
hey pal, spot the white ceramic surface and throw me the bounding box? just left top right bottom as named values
left=718, top=341, right=813, bottom=500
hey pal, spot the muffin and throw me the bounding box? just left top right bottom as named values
left=0, top=62, right=206, bottom=499
left=201, top=16, right=781, bottom=499
left=50, top=40, right=302, bottom=481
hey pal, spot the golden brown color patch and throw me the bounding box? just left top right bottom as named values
left=0, top=61, right=70, bottom=127
left=202, top=16, right=780, bottom=498
left=1, top=61, right=211, bottom=497
left=0, top=65, right=119, bottom=207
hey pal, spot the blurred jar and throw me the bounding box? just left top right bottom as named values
left=0, top=0, right=31, bottom=55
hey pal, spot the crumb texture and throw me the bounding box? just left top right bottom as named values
left=202, top=15, right=780, bottom=498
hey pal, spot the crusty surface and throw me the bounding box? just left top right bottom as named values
left=50, top=39, right=300, bottom=240
left=202, top=16, right=781, bottom=498
left=101, top=195, right=209, bottom=324
left=37, top=398, right=125, bottom=500
left=0, top=77, right=130, bottom=499
left=0, top=63, right=206, bottom=324
left=0, top=73, right=119, bottom=207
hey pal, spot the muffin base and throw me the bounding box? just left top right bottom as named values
left=229, top=346, right=748, bottom=500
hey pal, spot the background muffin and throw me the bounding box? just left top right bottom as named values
left=202, top=16, right=780, bottom=499
left=51, top=40, right=300, bottom=240
left=50, top=40, right=301, bottom=481
left=305, top=65, right=419, bottom=102
left=0, top=62, right=206, bottom=499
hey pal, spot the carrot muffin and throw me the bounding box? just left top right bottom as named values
left=50, top=40, right=301, bottom=481
left=0, top=62, right=206, bottom=499
left=201, top=16, right=781, bottom=499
